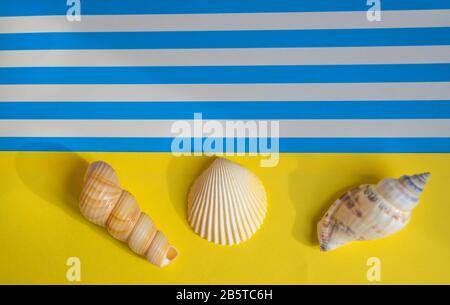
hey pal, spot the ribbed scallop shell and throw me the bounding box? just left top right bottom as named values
left=79, top=161, right=178, bottom=267
left=318, top=173, right=430, bottom=251
left=187, top=158, right=268, bottom=245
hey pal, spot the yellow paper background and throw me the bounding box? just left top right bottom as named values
left=0, top=152, right=449, bottom=284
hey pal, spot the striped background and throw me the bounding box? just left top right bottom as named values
left=1, top=0, right=450, bottom=152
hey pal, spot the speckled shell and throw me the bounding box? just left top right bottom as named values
left=79, top=161, right=178, bottom=267
left=318, top=173, right=430, bottom=251
left=187, top=158, right=267, bottom=245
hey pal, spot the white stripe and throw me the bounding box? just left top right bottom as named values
left=1, top=119, right=449, bottom=138
left=0, top=10, right=449, bottom=33
left=2, top=46, right=450, bottom=67
left=1, top=83, right=449, bottom=101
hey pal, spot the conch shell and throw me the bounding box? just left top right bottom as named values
left=318, top=173, right=430, bottom=251
left=79, top=161, right=178, bottom=267
left=187, top=158, right=267, bottom=245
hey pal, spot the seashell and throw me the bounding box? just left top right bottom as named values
left=146, top=231, right=179, bottom=267
left=128, top=213, right=157, bottom=256
left=106, top=190, right=141, bottom=242
left=187, top=158, right=268, bottom=245
left=79, top=161, right=178, bottom=267
left=318, top=173, right=430, bottom=251
left=79, top=161, right=121, bottom=226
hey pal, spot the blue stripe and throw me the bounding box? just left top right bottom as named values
left=1, top=28, right=450, bottom=50
left=1, top=137, right=450, bottom=153
left=1, top=101, right=450, bottom=120
left=1, top=0, right=449, bottom=16
left=1, top=64, right=449, bottom=84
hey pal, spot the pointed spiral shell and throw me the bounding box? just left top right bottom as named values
left=79, top=161, right=178, bottom=267
left=318, top=173, right=430, bottom=251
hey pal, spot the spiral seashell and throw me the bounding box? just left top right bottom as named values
left=79, top=161, right=121, bottom=226
left=128, top=213, right=157, bottom=256
left=106, top=190, right=141, bottom=242
left=79, top=161, right=178, bottom=267
left=187, top=158, right=268, bottom=245
left=318, top=173, right=430, bottom=251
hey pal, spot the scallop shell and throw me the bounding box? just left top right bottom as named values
left=318, top=173, right=430, bottom=251
left=79, top=161, right=178, bottom=267
left=187, top=158, right=268, bottom=245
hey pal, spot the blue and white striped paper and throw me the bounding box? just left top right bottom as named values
left=1, top=0, right=450, bottom=152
